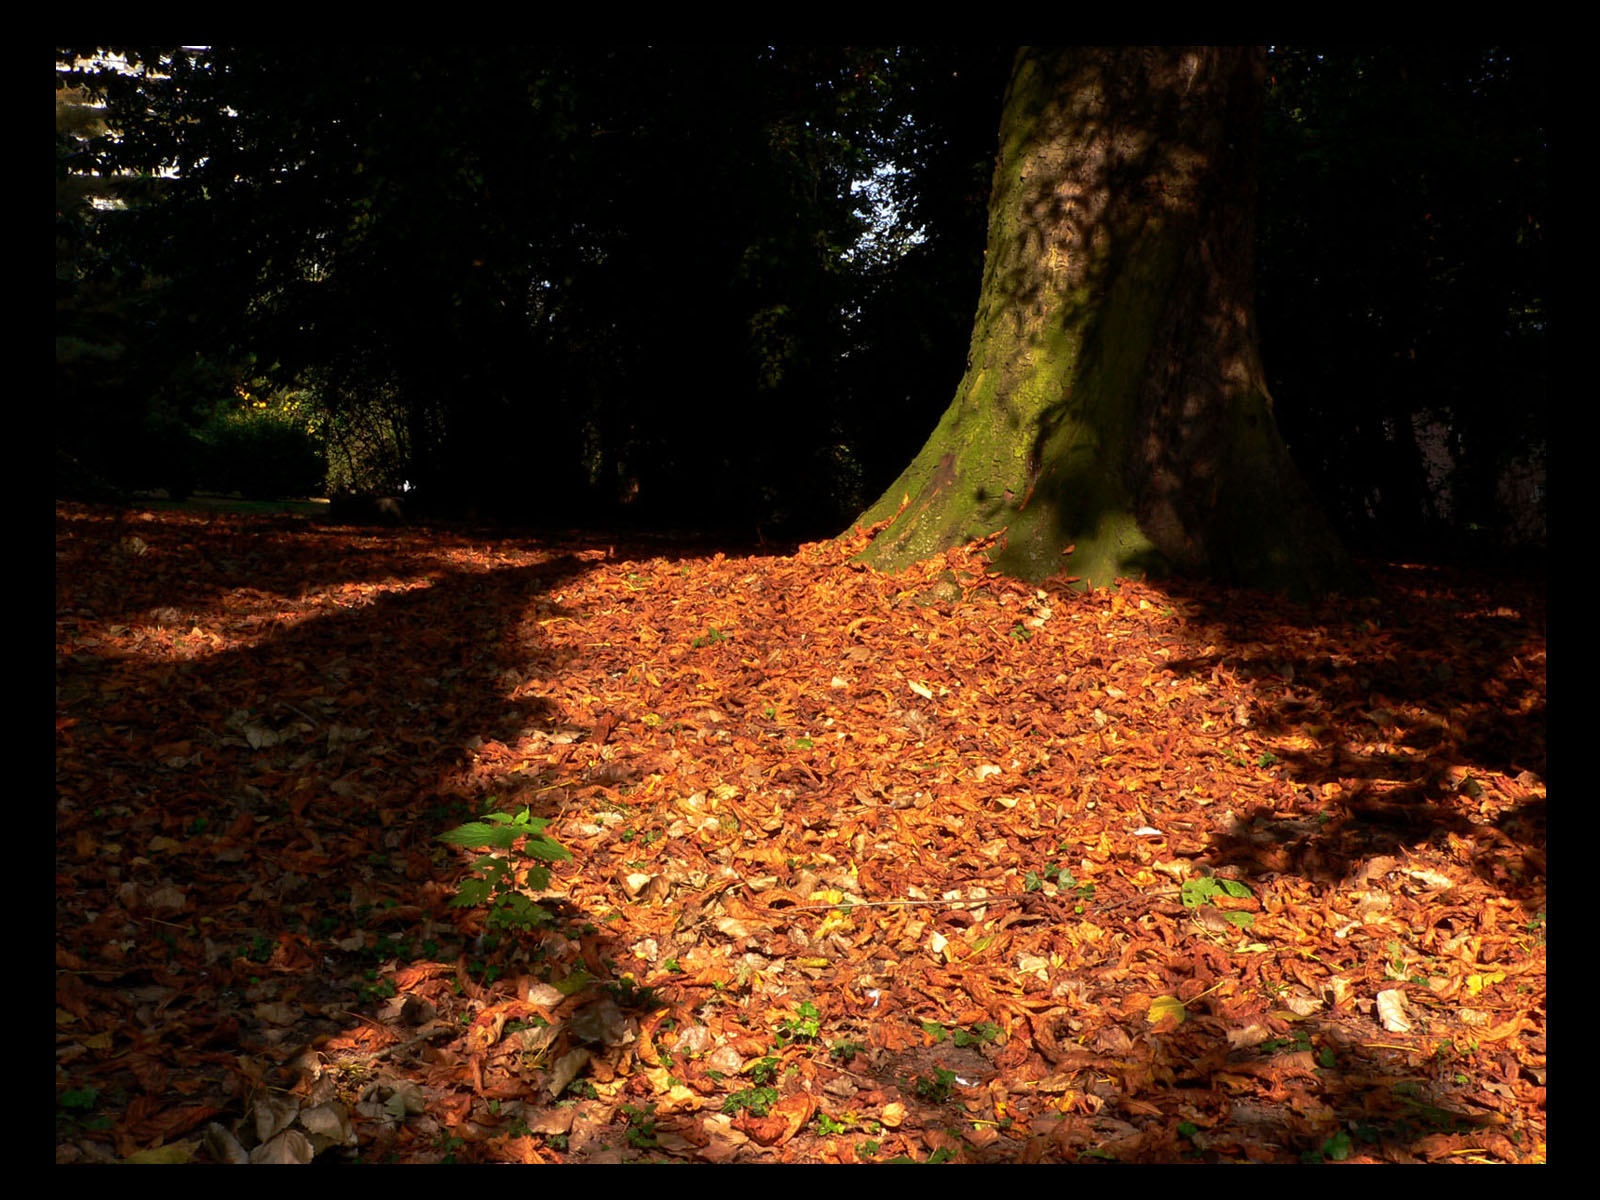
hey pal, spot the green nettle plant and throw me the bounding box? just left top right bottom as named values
left=439, top=807, right=572, bottom=932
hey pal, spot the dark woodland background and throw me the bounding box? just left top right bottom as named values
left=56, top=47, right=1546, bottom=561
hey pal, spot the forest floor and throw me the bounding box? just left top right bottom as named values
left=55, top=501, right=1546, bottom=1164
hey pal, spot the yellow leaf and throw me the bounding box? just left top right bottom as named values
left=1147, top=995, right=1187, bottom=1026
left=1466, top=971, right=1505, bottom=996
left=816, top=911, right=854, bottom=937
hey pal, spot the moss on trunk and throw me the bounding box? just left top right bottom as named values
left=853, top=47, right=1361, bottom=600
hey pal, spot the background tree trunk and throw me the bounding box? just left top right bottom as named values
left=853, top=47, right=1361, bottom=598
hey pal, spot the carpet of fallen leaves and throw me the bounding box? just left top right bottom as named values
left=55, top=501, right=1546, bottom=1164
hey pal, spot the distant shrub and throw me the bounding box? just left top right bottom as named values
left=199, top=398, right=326, bottom=500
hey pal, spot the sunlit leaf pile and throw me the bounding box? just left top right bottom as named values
left=56, top=503, right=1545, bottom=1163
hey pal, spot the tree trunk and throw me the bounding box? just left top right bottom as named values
left=853, top=47, right=1360, bottom=598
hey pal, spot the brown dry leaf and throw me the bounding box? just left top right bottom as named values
left=53, top=506, right=1545, bottom=1163
left=740, top=1091, right=817, bottom=1146
left=1376, top=989, right=1413, bottom=1033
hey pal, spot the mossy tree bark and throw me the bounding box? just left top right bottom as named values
left=853, top=47, right=1360, bottom=597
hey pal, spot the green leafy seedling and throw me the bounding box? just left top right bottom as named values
left=777, top=1001, right=821, bottom=1044
left=1180, top=875, right=1253, bottom=925
left=1025, top=862, right=1077, bottom=893
left=913, top=1067, right=957, bottom=1103
left=1304, top=1129, right=1352, bottom=1163
left=243, top=933, right=273, bottom=963
left=952, top=1023, right=1001, bottom=1048
left=723, top=1086, right=779, bottom=1117
left=747, top=1056, right=780, bottom=1084
left=815, top=1113, right=849, bottom=1136
left=622, top=1104, right=658, bottom=1148
left=439, top=805, right=571, bottom=933
left=830, top=1039, right=867, bottom=1062
left=57, top=1086, right=112, bottom=1135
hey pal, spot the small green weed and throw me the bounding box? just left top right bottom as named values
left=1261, top=1029, right=1314, bottom=1055
left=723, top=1086, right=779, bottom=1117
left=1025, top=862, right=1094, bottom=909
left=692, top=626, right=727, bottom=648
left=1302, top=1129, right=1352, bottom=1163
left=830, top=1038, right=866, bottom=1062
left=56, top=1086, right=112, bottom=1135
left=952, top=1022, right=1001, bottom=1048
left=622, top=1104, right=658, bottom=1149
left=815, top=1112, right=849, bottom=1136
left=1525, top=911, right=1545, bottom=945
left=1181, top=875, right=1255, bottom=928
left=776, top=1001, right=821, bottom=1045
left=747, top=1056, right=780, bottom=1084
left=241, top=933, right=274, bottom=963
left=913, top=1068, right=957, bottom=1103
